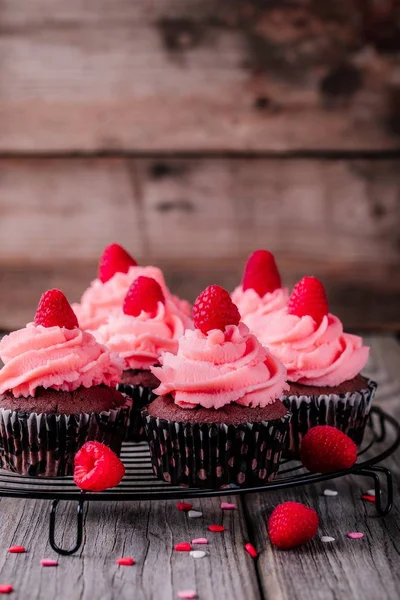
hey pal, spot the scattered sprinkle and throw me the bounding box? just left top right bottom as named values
left=8, top=546, right=25, bottom=554
left=188, top=510, right=203, bottom=519
left=366, top=489, right=376, bottom=497
left=117, top=557, right=135, bottom=566
left=321, top=536, right=335, bottom=543
left=221, top=502, right=236, bottom=510
left=323, top=489, right=338, bottom=497
left=40, top=559, right=58, bottom=567
left=245, top=543, right=258, bottom=558
left=192, top=538, right=208, bottom=545
left=0, top=585, right=13, bottom=594
left=208, top=525, right=225, bottom=532
left=362, top=494, right=376, bottom=503
left=177, top=591, right=197, bottom=599
left=177, top=502, right=193, bottom=512
left=175, top=542, right=192, bottom=552
left=347, top=532, right=364, bottom=540
left=190, top=550, right=207, bottom=559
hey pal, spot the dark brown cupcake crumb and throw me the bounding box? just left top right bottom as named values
left=287, top=374, right=369, bottom=397
left=120, top=369, right=160, bottom=389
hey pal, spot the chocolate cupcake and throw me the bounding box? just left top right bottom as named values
left=96, top=276, right=187, bottom=442
left=143, top=285, right=291, bottom=488
left=0, top=289, right=129, bottom=476
left=253, top=276, right=375, bottom=456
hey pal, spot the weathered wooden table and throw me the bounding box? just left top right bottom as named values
left=0, top=334, right=399, bottom=600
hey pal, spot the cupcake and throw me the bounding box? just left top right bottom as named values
left=72, top=243, right=192, bottom=333
left=0, top=290, right=130, bottom=476
left=253, top=276, right=375, bottom=456
left=231, top=250, right=288, bottom=330
left=96, top=276, right=186, bottom=442
left=142, top=285, right=291, bottom=488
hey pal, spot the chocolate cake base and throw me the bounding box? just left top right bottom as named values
left=0, top=385, right=130, bottom=477
left=142, top=396, right=291, bottom=489
left=117, top=369, right=159, bottom=443
left=281, top=375, right=377, bottom=458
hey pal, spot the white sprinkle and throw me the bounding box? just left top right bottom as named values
left=321, top=536, right=335, bottom=543
left=366, top=489, right=376, bottom=497
left=323, top=489, right=338, bottom=497
left=190, top=550, right=207, bottom=559
left=188, top=510, right=203, bottom=519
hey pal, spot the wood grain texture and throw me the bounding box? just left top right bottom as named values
left=0, top=157, right=399, bottom=329
left=0, top=0, right=400, bottom=152
left=243, top=334, right=400, bottom=600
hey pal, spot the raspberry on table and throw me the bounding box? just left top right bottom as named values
left=268, top=501, right=319, bottom=549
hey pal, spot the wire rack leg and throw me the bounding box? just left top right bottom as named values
left=354, top=466, right=393, bottom=516
left=49, top=496, right=86, bottom=555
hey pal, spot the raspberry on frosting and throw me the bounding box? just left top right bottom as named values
left=151, top=323, right=289, bottom=409
left=34, top=289, right=79, bottom=330
left=288, top=276, right=328, bottom=326
left=242, top=250, right=282, bottom=297
left=123, top=276, right=165, bottom=318
left=192, top=285, right=240, bottom=334
left=98, top=243, right=138, bottom=283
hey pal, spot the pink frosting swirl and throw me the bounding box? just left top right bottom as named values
left=0, top=325, right=124, bottom=398
left=151, top=323, right=289, bottom=409
left=256, top=312, right=369, bottom=386
left=95, top=302, right=185, bottom=370
left=231, top=286, right=289, bottom=326
left=72, top=265, right=192, bottom=332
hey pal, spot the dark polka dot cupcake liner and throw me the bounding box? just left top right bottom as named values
left=281, top=378, right=377, bottom=458
left=141, top=408, right=291, bottom=489
left=116, top=384, right=156, bottom=443
left=0, top=403, right=130, bottom=477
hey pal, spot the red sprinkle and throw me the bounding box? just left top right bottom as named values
left=117, top=557, right=135, bottom=566
left=245, top=543, right=258, bottom=558
left=362, top=494, right=376, bottom=503
left=40, top=559, right=58, bottom=567
left=174, top=542, right=192, bottom=552
left=8, top=546, right=25, bottom=554
left=0, top=585, right=13, bottom=594
left=176, top=502, right=193, bottom=512
left=208, top=525, right=225, bottom=532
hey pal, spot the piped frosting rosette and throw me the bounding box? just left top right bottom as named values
left=151, top=322, right=289, bottom=409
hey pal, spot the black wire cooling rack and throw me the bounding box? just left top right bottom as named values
left=0, top=406, right=398, bottom=556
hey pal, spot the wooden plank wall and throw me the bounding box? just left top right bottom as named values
left=0, top=0, right=399, bottom=330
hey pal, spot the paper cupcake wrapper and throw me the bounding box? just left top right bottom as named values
left=116, top=383, right=156, bottom=443
left=281, top=378, right=377, bottom=458
left=0, top=403, right=130, bottom=477
left=142, top=408, right=291, bottom=489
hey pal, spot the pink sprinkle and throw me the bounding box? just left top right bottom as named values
left=245, top=543, right=258, bottom=558
left=8, top=546, right=25, bottom=554
left=208, top=525, right=225, bottom=532
left=117, top=557, right=135, bottom=566
left=347, top=532, right=364, bottom=540
left=175, top=542, right=192, bottom=552
left=40, top=559, right=58, bottom=567
left=192, top=537, right=208, bottom=545
left=177, top=591, right=197, bottom=599
left=221, top=502, right=236, bottom=510
left=0, top=585, right=13, bottom=594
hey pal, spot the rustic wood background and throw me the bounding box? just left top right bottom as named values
left=0, top=0, right=399, bottom=330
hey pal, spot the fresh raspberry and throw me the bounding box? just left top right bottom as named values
left=74, top=441, right=125, bottom=492
left=268, top=502, right=319, bottom=549
left=300, top=426, right=357, bottom=473
left=288, top=276, right=328, bottom=325
left=192, top=285, right=240, bottom=334
left=98, top=243, right=137, bottom=283
left=123, top=276, right=165, bottom=318
left=242, top=250, right=282, bottom=297
left=34, top=289, right=79, bottom=329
